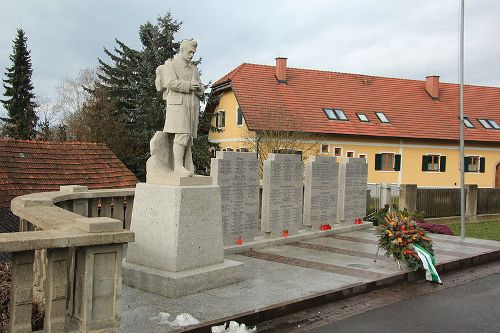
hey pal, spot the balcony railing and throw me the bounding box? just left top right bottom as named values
left=1, top=185, right=135, bottom=333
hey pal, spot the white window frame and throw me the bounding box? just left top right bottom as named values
left=424, top=153, right=442, bottom=172
left=333, top=147, right=342, bottom=157
left=465, top=155, right=481, bottom=173
left=346, top=151, right=355, bottom=158
left=358, top=153, right=367, bottom=159
left=380, top=152, right=396, bottom=172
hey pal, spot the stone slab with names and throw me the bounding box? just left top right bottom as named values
left=211, top=151, right=260, bottom=245
left=303, top=156, right=339, bottom=229
left=261, top=153, right=303, bottom=237
left=337, top=157, right=368, bottom=224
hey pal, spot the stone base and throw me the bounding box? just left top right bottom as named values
left=146, top=173, right=213, bottom=186
left=123, top=259, right=244, bottom=298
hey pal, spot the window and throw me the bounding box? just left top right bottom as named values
left=463, top=117, right=474, bottom=128
left=356, top=113, right=369, bottom=122
left=346, top=151, right=355, bottom=158
left=216, top=111, right=226, bottom=128
left=236, top=108, right=243, bottom=126
left=465, top=155, right=485, bottom=173
left=422, top=155, right=446, bottom=172
left=375, top=153, right=401, bottom=171
left=320, top=143, right=329, bottom=154
left=375, top=112, right=390, bottom=123
left=334, top=147, right=342, bottom=157
left=478, top=118, right=500, bottom=130
left=358, top=154, right=367, bottom=159
left=489, top=120, right=500, bottom=129
left=236, top=147, right=249, bottom=152
left=478, top=119, right=492, bottom=129
left=323, top=108, right=348, bottom=121
left=222, top=147, right=233, bottom=152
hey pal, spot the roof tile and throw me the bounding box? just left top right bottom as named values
left=0, top=139, right=138, bottom=208
left=212, top=63, right=500, bottom=143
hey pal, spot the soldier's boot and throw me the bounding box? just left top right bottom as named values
left=184, top=144, right=195, bottom=173
left=173, top=143, right=193, bottom=176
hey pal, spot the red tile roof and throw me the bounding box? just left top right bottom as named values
left=0, top=139, right=138, bottom=208
left=212, top=63, right=500, bottom=143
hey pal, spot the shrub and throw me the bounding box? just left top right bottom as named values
left=416, top=221, right=454, bottom=235
left=0, top=260, right=45, bottom=331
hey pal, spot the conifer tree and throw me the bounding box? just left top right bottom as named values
left=96, top=14, right=182, bottom=179
left=1, top=28, right=38, bottom=139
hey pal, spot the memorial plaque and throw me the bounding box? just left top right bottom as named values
left=261, top=153, right=303, bottom=237
left=337, top=158, right=368, bottom=224
left=303, top=156, right=339, bottom=229
left=211, top=151, right=260, bottom=245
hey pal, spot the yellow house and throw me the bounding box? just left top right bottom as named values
left=207, top=58, right=500, bottom=188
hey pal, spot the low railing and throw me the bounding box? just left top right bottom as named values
left=2, top=185, right=135, bottom=333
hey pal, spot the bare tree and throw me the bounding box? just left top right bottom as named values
left=240, top=123, right=320, bottom=177
left=53, top=68, right=96, bottom=119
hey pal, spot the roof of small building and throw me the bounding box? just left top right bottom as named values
left=0, top=139, right=138, bottom=208
left=211, top=63, right=500, bottom=143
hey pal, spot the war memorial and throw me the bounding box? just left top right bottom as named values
left=2, top=39, right=500, bottom=332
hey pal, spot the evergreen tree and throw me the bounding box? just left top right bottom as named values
left=1, top=28, right=38, bottom=139
left=96, top=13, right=182, bottom=180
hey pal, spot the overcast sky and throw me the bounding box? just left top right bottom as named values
left=1, top=0, right=499, bottom=119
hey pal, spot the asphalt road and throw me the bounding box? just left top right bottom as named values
left=309, top=273, right=500, bottom=333
left=257, top=261, right=500, bottom=333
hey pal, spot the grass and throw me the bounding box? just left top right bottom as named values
left=449, top=220, right=500, bottom=241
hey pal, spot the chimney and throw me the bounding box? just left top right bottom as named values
left=425, top=75, right=440, bottom=100
left=275, top=57, right=288, bottom=84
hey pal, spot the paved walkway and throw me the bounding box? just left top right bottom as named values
left=121, top=227, right=500, bottom=332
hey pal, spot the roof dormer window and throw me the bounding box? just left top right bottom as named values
left=490, top=120, right=500, bottom=129
left=463, top=117, right=474, bottom=128
left=375, top=112, right=390, bottom=123
left=324, top=108, right=348, bottom=121
left=477, top=118, right=497, bottom=129
left=356, top=113, right=369, bottom=122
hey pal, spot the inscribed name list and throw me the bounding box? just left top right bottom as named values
left=211, top=151, right=260, bottom=245
left=261, top=153, right=303, bottom=237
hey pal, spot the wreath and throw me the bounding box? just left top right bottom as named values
left=377, top=211, right=434, bottom=270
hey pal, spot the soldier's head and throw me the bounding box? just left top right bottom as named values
left=180, top=39, right=197, bottom=63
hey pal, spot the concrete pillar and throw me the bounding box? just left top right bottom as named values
left=400, top=184, right=418, bottom=212
left=9, top=251, right=34, bottom=333
left=466, top=184, right=478, bottom=221
left=68, top=244, right=123, bottom=333
left=44, top=248, right=69, bottom=332
left=380, top=183, right=392, bottom=208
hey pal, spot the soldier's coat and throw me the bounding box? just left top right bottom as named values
left=155, top=55, right=204, bottom=138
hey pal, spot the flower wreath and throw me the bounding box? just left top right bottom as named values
left=377, top=211, right=434, bottom=270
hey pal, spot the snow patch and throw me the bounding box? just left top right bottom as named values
left=211, top=321, right=257, bottom=333
left=149, top=312, right=200, bottom=327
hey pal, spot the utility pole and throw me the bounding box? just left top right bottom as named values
left=459, top=0, right=466, bottom=240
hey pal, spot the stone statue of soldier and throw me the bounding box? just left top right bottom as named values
left=151, top=39, right=204, bottom=178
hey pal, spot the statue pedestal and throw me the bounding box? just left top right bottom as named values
left=123, top=182, right=243, bottom=297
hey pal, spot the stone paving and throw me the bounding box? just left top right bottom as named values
left=121, top=226, right=500, bottom=332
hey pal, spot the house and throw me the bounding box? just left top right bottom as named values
left=0, top=139, right=139, bottom=233
left=207, top=58, right=500, bottom=188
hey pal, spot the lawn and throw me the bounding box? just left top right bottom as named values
left=449, top=220, right=500, bottom=241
